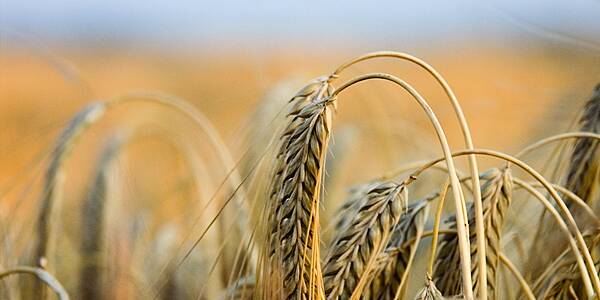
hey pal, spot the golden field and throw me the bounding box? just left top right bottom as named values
left=1, top=42, right=599, bottom=299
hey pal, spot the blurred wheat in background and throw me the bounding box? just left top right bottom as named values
left=0, top=1, right=599, bottom=299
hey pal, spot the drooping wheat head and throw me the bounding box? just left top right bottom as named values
left=323, top=181, right=408, bottom=300
left=79, top=135, right=124, bottom=300
left=434, top=168, right=513, bottom=298
left=364, top=198, right=428, bottom=299
left=259, top=76, right=336, bottom=299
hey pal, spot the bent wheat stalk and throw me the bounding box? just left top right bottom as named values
left=332, top=51, right=486, bottom=299
left=498, top=253, right=535, bottom=300
left=515, top=132, right=600, bottom=159
left=1, top=266, right=70, bottom=300
left=409, top=148, right=600, bottom=297
left=331, top=73, right=474, bottom=299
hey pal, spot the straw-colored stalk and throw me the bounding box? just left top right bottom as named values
left=332, top=51, right=485, bottom=298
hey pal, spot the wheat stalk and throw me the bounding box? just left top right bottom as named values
left=434, top=168, right=512, bottom=298
left=0, top=266, right=70, bottom=300
left=332, top=52, right=486, bottom=299
left=259, top=77, right=335, bottom=299
left=323, top=181, right=408, bottom=300
left=412, top=148, right=600, bottom=296
left=331, top=72, right=474, bottom=299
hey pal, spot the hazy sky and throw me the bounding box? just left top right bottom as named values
left=1, top=0, right=599, bottom=51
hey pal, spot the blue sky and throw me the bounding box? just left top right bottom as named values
left=1, top=0, right=599, bottom=51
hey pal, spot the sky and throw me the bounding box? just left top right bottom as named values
left=0, top=0, right=599, bottom=51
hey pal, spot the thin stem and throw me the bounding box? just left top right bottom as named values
left=521, top=181, right=598, bottom=223
left=408, top=149, right=600, bottom=297
left=0, top=266, right=70, bottom=300
left=331, top=72, right=474, bottom=299
left=516, top=132, right=600, bottom=158
left=498, top=253, right=535, bottom=300
left=512, top=178, right=594, bottom=296
left=331, top=51, right=486, bottom=299
left=428, top=179, right=451, bottom=276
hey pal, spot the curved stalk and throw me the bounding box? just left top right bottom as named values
left=512, top=178, right=594, bottom=296
left=331, top=73, right=474, bottom=299
left=516, top=132, right=600, bottom=158
left=0, top=266, right=69, bottom=300
left=408, top=149, right=600, bottom=297
left=521, top=181, right=598, bottom=223
left=498, top=253, right=535, bottom=300
left=428, top=180, right=451, bottom=276
left=331, top=51, right=487, bottom=299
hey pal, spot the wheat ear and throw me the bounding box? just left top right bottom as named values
left=332, top=51, right=485, bottom=299
left=364, top=199, right=428, bottom=299
left=323, top=181, right=408, bottom=300
left=565, top=84, right=600, bottom=206
left=260, top=77, right=335, bottom=299
left=78, top=134, right=126, bottom=300
left=331, top=73, right=474, bottom=299
left=434, top=168, right=512, bottom=298
left=412, top=148, right=600, bottom=296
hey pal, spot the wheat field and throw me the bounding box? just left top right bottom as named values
left=0, top=43, right=599, bottom=299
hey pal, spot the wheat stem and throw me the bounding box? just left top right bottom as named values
left=515, top=132, right=600, bottom=158
left=0, top=266, right=70, bottom=300
left=521, top=181, right=598, bottom=222
left=428, top=179, right=450, bottom=276
left=332, top=51, right=486, bottom=299
left=409, top=148, right=600, bottom=297
left=331, top=72, right=474, bottom=299
left=498, top=253, right=535, bottom=300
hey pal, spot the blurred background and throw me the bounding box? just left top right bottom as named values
left=2, top=0, right=600, bottom=225
left=0, top=1, right=599, bottom=297
left=1, top=0, right=600, bottom=178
